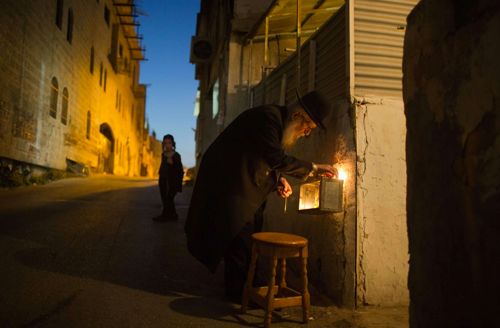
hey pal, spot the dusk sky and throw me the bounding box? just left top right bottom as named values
left=139, top=1, right=200, bottom=168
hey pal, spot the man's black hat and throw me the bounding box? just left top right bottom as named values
left=295, top=90, right=329, bottom=129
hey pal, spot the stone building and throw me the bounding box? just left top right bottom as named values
left=0, top=0, right=154, bottom=179
left=191, top=0, right=417, bottom=308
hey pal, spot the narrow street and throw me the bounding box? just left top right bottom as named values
left=0, top=176, right=407, bottom=327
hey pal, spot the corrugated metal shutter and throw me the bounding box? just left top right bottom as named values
left=251, top=4, right=348, bottom=106
left=315, top=5, right=347, bottom=104
left=299, top=44, right=310, bottom=94
left=253, top=51, right=297, bottom=106
left=283, top=59, right=297, bottom=104
left=253, top=83, right=265, bottom=106
left=353, top=0, right=419, bottom=98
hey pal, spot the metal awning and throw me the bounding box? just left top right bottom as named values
left=246, top=0, right=345, bottom=42
left=113, top=0, right=146, bottom=61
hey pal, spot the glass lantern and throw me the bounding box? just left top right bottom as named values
left=298, top=177, right=343, bottom=214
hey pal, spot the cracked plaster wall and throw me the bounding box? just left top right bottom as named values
left=403, top=0, right=500, bottom=326
left=355, top=97, right=409, bottom=306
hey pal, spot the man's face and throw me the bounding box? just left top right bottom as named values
left=297, top=112, right=317, bottom=137
left=282, top=110, right=317, bottom=149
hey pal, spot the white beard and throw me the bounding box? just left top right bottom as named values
left=281, top=120, right=301, bottom=150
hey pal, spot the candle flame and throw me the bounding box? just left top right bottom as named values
left=337, top=167, right=348, bottom=181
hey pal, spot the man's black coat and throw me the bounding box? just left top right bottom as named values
left=184, top=104, right=313, bottom=272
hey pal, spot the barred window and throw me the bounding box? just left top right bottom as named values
left=104, top=6, right=110, bottom=26
left=115, top=90, right=119, bottom=109
left=103, top=69, right=107, bottom=92
left=90, top=47, right=95, bottom=74
left=49, top=77, right=58, bottom=118
left=66, top=9, right=73, bottom=43
left=61, top=88, right=69, bottom=125
left=86, top=111, right=91, bottom=139
left=55, top=0, right=64, bottom=29
left=99, top=62, right=103, bottom=86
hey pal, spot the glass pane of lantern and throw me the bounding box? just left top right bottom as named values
left=299, top=181, right=320, bottom=210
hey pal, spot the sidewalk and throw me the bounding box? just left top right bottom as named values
left=172, top=187, right=409, bottom=328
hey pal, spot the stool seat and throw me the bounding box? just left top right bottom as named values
left=242, top=232, right=310, bottom=327
left=252, top=232, right=308, bottom=247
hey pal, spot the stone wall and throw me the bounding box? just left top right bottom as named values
left=0, top=0, right=146, bottom=176
left=403, top=0, right=500, bottom=326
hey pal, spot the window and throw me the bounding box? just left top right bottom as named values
left=99, top=62, right=103, bottom=86
left=103, top=69, right=107, bottom=92
left=117, top=140, right=121, bottom=163
left=61, top=88, right=68, bottom=125
left=55, top=0, right=64, bottom=29
left=49, top=77, right=58, bottom=118
left=115, top=90, right=119, bottom=109
left=193, top=89, right=200, bottom=117
left=212, top=79, right=219, bottom=119
left=66, top=9, right=73, bottom=43
left=89, top=47, right=94, bottom=74
left=104, top=6, right=110, bottom=26
left=86, top=111, right=91, bottom=139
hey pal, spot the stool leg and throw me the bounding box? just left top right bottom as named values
left=301, top=248, right=310, bottom=323
left=241, top=243, right=257, bottom=313
left=264, top=256, right=278, bottom=328
left=279, top=258, right=287, bottom=292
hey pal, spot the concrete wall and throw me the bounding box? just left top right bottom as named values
left=224, top=36, right=248, bottom=126
left=355, top=97, right=408, bottom=305
left=403, top=0, right=500, bottom=326
left=194, top=0, right=278, bottom=162
left=0, top=0, right=147, bottom=176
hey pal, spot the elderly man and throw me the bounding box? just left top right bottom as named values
left=185, top=90, right=336, bottom=299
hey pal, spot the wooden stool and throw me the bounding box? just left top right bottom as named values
left=241, top=232, right=310, bottom=327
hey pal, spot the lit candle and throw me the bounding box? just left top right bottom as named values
left=338, top=168, right=347, bottom=181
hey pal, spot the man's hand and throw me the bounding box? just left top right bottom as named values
left=314, top=164, right=338, bottom=178
left=276, top=176, right=292, bottom=198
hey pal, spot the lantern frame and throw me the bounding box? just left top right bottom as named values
left=298, top=177, right=344, bottom=214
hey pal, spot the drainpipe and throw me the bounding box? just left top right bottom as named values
left=248, top=39, right=253, bottom=106
left=296, top=0, right=302, bottom=91
left=264, top=16, right=269, bottom=75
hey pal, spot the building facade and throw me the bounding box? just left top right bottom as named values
left=0, top=0, right=155, bottom=179
left=192, top=0, right=418, bottom=307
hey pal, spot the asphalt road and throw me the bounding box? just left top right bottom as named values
left=0, top=175, right=407, bottom=327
